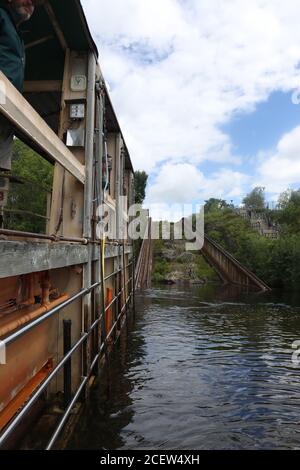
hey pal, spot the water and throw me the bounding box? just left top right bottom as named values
left=69, top=284, right=300, bottom=450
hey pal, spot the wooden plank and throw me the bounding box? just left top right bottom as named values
left=44, top=2, right=68, bottom=51
left=24, top=81, right=62, bottom=93
left=0, top=242, right=88, bottom=278
left=0, top=71, right=85, bottom=184
left=25, top=34, right=54, bottom=50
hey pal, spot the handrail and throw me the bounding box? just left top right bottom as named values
left=203, top=235, right=270, bottom=291
left=46, top=293, right=133, bottom=450
left=2, top=263, right=133, bottom=346
left=2, top=283, right=99, bottom=346
left=0, top=260, right=134, bottom=449
left=135, top=219, right=152, bottom=289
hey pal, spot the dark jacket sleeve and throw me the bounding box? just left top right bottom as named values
left=0, top=10, right=4, bottom=29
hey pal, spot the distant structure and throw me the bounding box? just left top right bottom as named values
left=236, top=208, right=280, bottom=239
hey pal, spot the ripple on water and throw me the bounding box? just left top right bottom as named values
left=69, top=285, right=300, bottom=450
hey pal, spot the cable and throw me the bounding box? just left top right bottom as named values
left=104, top=140, right=109, bottom=193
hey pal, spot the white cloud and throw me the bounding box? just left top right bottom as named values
left=145, top=163, right=249, bottom=206
left=257, top=126, right=300, bottom=193
left=82, top=0, right=300, bottom=202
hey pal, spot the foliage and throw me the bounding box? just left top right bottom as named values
left=204, top=198, right=231, bottom=213
left=5, top=140, right=53, bottom=233
left=242, top=186, right=266, bottom=211
left=204, top=194, right=300, bottom=290
left=194, top=255, right=218, bottom=281
left=152, top=238, right=218, bottom=283
left=134, top=170, right=148, bottom=205
left=271, top=189, right=300, bottom=235
left=152, top=259, right=172, bottom=283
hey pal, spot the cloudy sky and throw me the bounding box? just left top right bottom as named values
left=83, top=0, right=300, bottom=208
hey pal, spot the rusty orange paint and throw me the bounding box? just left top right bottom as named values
left=106, top=288, right=113, bottom=336
left=0, top=294, right=69, bottom=338
left=0, top=359, right=53, bottom=432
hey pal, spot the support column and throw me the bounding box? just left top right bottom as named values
left=82, top=53, right=96, bottom=378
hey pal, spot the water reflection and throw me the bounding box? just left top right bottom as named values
left=69, top=284, right=300, bottom=450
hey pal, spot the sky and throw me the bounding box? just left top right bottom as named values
left=82, top=0, right=300, bottom=209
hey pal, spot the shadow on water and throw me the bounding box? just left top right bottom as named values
left=69, top=283, right=300, bottom=450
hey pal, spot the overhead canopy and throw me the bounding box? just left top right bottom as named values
left=21, top=0, right=134, bottom=172
left=24, top=0, right=98, bottom=81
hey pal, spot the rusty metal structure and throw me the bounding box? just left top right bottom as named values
left=202, top=236, right=270, bottom=291
left=135, top=218, right=153, bottom=290
left=135, top=218, right=269, bottom=292
left=0, top=0, right=135, bottom=449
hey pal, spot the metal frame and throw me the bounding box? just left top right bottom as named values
left=0, top=7, right=136, bottom=450
left=0, top=262, right=134, bottom=450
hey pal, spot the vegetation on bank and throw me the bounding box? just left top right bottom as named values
left=4, top=143, right=300, bottom=291
left=204, top=189, right=300, bottom=290
left=152, top=238, right=218, bottom=284
left=4, top=140, right=53, bottom=234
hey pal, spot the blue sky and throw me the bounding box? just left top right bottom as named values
left=83, top=0, right=300, bottom=211
left=223, top=91, right=300, bottom=159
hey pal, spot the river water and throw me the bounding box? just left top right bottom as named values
left=69, top=284, right=300, bottom=450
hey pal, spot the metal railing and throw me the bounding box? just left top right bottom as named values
left=0, top=260, right=135, bottom=450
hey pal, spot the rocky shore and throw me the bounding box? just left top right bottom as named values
left=152, top=239, right=218, bottom=285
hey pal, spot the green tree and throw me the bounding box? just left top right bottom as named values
left=243, top=186, right=266, bottom=211
left=277, top=189, right=293, bottom=210
left=204, top=198, right=229, bottom=213
left=134, top=170, right=148, bottom=205
left=204, top=191, right=300, bottom=290
left=5, top=140, right=53, bottom=233
left=273, top=188, right=300, bottom=234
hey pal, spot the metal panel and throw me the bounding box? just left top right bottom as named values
left=0, top=242, right=88, bottom=278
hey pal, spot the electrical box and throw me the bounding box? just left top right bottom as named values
left=66, top=129, right=85, bottom=147
left=70, top=103, right=85, bottom=120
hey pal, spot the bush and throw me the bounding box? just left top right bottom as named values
left=204, top=203, right=300, bottom=290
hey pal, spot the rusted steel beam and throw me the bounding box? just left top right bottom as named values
left=135, top=219, right=152, bottom=290
left=202, top=235, right=270, bottom=291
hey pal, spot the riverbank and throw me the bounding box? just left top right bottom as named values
left=152, top=239, right=219, bottom=285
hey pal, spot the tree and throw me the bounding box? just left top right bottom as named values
left=274, top=188, right=300, bottom=234
left=242, top=187, right=266, bottom=211
left=204, top=198, right=229, bottom=213
left=134, top=170, right=148, bottom=205
left=5, top=140, right=53, bottom=233
left=278, top=189, right=293, bottom=210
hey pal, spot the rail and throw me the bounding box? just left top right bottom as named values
left=135, top=219, right=152, bottom=289
left=0, top=260, right=135, bottom=450
left=202, top=235, right=270, bottom=291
